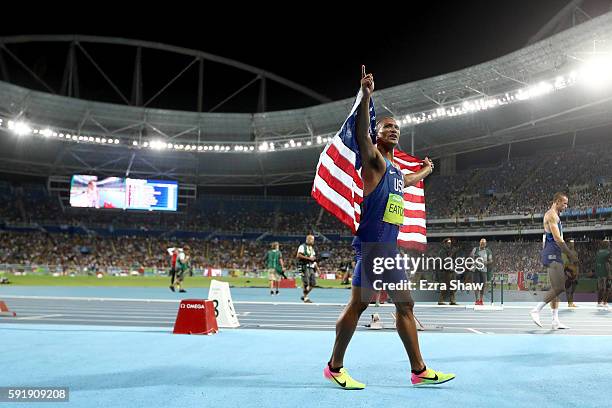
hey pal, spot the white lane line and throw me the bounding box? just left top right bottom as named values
left=255, top=323, right=336, bottom=329
left=16, top=314, right=64, bottom=321
left=6, top=313, right=177, bottom=320
left=1, top=296, right=511, bottom=308
left=7, top=308, right=611, bottom=324
left=1, top=295, right=180, bottom=303
left=466, top=328, right=485, bottom=334
left=0, top=317, right=174, bottom=324
left=2, top=296, right=604, bottom=310
left=11, top=308, right=178, bottom=316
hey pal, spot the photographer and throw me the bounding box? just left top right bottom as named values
left=297, top=234, right=317, bottom=303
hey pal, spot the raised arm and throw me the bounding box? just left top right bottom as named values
left=356, top=66, right=385, bottom=176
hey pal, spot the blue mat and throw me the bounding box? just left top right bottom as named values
left=1, top=324, right=610, bottom=407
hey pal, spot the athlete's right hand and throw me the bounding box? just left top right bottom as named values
left=361, top=65, right=374, bottom=97
left=423, top=157, right=434, bottom=174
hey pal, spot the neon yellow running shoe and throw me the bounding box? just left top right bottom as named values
left=411, top=367, right=455, bottom=386
left=323, top=365, right=365, bottom=390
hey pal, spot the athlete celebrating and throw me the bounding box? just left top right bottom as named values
left=324, top=66, right=455, bottom=389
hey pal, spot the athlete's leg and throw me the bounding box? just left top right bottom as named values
left=549, top=264, right=568, bottom=327
left=330, top=285, right=374, bottom=368
left=388, top=288, right=425, bottom=371
left=551, top=296, right=559, bottom=310
left=543, top=263, right=566, bottom=304
left=531, top=263, right=565, bottom=326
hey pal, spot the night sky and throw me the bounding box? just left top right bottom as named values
left=0, top=1, right=607, bottom=112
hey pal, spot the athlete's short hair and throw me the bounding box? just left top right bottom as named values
left=375, top=117, right=397, bottom=133
left=553, top=192, right=567, bottom=203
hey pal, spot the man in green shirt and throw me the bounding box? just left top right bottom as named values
left=265, top=242, right=284, bottom=296
left=174, top=245, right=191, bottom=293
left=595, top=240, right=611, bottom=309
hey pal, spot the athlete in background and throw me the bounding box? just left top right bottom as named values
left=530, top=193, right=578, bottom=329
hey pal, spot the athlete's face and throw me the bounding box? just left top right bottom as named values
left=306, top=235, right=314, bottom=245
left=376, top=118, right=400, bottom=148
left=555, top=196, right=568, bottom=213
left=480, top=239, right=486, bottom=249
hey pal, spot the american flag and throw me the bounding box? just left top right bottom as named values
left=311, top=90, right=427, bottom=251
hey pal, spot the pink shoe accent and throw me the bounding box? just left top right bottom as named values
left=323, top=365, right=335, bottom=379
left=411, top=368, right=430, bottom=385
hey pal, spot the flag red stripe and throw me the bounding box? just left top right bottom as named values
left=403, top=193, right=425, bottom=204
left=399, top=225, right=427, bottom=235
left=317, top=164, right=355, bottom=208
left=311, top=188, right=356, bottom=234
left=404, top=209, right=426, bottom=219
left=326, top=142, right=363, bottom=190
left=397, top=240, right=427, bottom=252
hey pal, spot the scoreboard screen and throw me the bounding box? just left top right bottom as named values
left=69, top=175, right=125, bottom=209
left=125, top=178, right=178, bottom=211
left=69, top=175, right=178, bottom=212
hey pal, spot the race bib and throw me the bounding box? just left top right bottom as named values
left=383, top=193, right=404, bottom=225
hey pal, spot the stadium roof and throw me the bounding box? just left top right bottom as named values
left=1, top=11, right=612, bottom=186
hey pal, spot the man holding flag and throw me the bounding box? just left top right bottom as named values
left=319, top=66, right=455, bottom=389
